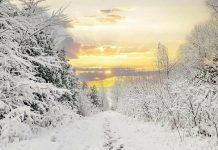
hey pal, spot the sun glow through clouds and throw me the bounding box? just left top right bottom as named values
left=45, top=0, right=210, bottom=87
left=105, top=70, right=112, bottom=75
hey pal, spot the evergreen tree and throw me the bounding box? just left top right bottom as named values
left=0, top=0, right=80, bottom=142
left=89, top=86, right=100, bottom=107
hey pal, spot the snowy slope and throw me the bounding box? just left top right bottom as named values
left=1, top=111, right=217, bottom=150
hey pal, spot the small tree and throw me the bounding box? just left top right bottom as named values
left=156, top=43, right=170, bottom=80
left=89, top=86, right=100, bottom=107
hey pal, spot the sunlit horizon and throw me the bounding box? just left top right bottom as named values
left=41, top=0, right=210, bottom=87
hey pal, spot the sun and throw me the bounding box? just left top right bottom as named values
left=105, top=70, right=112, bottom=75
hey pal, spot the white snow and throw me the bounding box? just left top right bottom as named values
left=1, top=111, right=217, bottom=150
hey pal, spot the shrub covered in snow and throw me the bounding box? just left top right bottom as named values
left=115, top=0, right=218, bottom=140
left=0, top=0, right=98, bottom=143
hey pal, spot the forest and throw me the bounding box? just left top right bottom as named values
left=0, top=0, right=218, bottom=149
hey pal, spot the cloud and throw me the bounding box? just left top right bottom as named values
left=97, top=7, right=126, bottom=24
left=97, top=15, right=125, bottom=23
left=99, top=7, right=134, bottom=14
left=68, top=7, right=132, bottom=27
left=75, top=7, right=127, bottom=26
left=75, top=67, right=159, bottom=81
left=79, top=45, right=120, bottom=56
left=85, top=14, right=125, bottom=24
left=75, top=44, right=152, bottom=58
left=60, top=37, right=81, bottom=58
left=100, top=8, right=123, bottom=14
left=82, top=45, right=97, bottom=50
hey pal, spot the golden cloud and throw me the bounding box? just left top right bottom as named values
left=79, top=45, right=120, bottom=56
left=97, top=15, right=125, bottom=23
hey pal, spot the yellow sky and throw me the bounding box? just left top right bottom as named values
left=44, top=0, right=209, bottom=70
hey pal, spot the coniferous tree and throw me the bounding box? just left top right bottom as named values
left=0, top=0, right=80, bottom=142
left=90, top=86, right=100, bottom=107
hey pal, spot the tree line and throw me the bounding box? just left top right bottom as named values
left=113, top=0, right=218, bottom=141
left=0, top=0, right=104, bottom=143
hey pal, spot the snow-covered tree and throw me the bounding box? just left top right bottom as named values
left=156, top=43, right=170, bottom=79
left=78, top=84, right=102, bottom=116
left=89, top=86, right=99, bottom=106
left=0, top=0, right=80, bottom=143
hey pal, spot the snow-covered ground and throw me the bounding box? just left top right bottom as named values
left=1, top=111, right=217, bottom=150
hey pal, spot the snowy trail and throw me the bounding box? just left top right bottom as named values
left=1, top=111, right=216, bottom=150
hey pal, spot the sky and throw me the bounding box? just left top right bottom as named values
left=42, top=0, right=209, bottom=84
